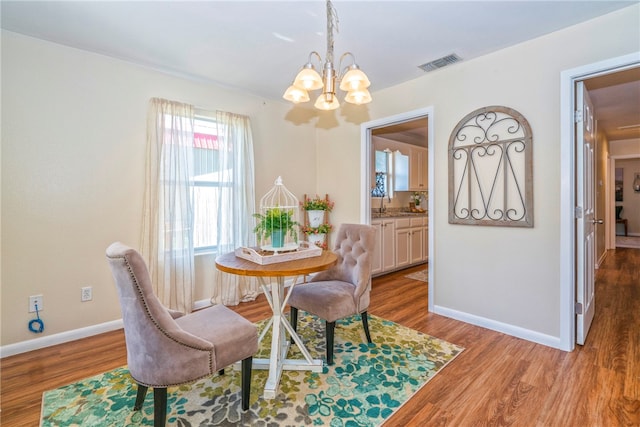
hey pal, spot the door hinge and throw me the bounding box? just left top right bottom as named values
left=575, top=207, right=583, bottom=219
left=575, top=109, right=583, bottom=123
left=575, top=302, right=583, bottom=315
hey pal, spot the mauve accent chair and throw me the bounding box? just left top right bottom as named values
left=288, top=223, right=376, bottom=365
left=106, top=242, right=258, bottom=427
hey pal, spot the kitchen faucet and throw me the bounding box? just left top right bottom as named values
left=379, top=192, right=390, bottom=213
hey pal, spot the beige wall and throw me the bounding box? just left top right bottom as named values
left=610, top=138, right=640, bottom=156
left=1, top=30, right=318, bottom=346
left=2, top=4, right=639, bottom=351
left=595, top=130, right=609, bottom=262
left=313, top=4, right=639, bottom=341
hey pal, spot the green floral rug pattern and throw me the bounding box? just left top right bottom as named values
left=41, top=314, right=462, bottom=426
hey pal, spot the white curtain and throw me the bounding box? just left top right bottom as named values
left=141, top=98, right=195, bottom=313
left=212, top=111, right=260, bottom=305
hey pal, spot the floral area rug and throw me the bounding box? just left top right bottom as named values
left=405, top=269, right=428, bottom=283
left=41, top=314, right=462, bottom=426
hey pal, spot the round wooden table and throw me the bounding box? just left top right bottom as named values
left=215, top=250, right=337, bottom=278
left=215, top=250, right=337, bottom=399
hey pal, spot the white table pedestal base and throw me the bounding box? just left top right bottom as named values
left=255, top=276, right=323, bottom=399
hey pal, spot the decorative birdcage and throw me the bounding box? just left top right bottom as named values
left=253, top=177, right=300, bottom=252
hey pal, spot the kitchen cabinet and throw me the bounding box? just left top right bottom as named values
left=371, top=219, right=396, bottom=275
left=394, top=217, right=427, bottom=269
left=409, top=146, right=428, bottom=191
left=372, top=216, right=427, bottom=276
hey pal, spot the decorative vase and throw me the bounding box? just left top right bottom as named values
left=307, top=210, right=325, bottom=228
left=307, top=233, right=326, bottom=247
left=271, top=229, right=285, bottom=248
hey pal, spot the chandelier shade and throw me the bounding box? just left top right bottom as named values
left=293, top=62, right=324, bottom=91
left=339, top=66, right=371, bottom=92
left=282, top=0, right=371, bottom=111
left=283, top=85, right=310, bottom=103
left=314, top=94, right=340, bottom=110
left=344, top=88, right=372, bottom=105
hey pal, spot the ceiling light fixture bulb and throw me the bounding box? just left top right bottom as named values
left=314, top=93, right=340, bottom=110
left=293, top=63, right=323, bottom=91
left=283, top=85, right=310, bottom=103
left=344, top=88, right=372, bottom=105
left=339, top=65, right=371, bottom=92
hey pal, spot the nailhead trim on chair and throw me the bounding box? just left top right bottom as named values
left=108, top=252, right=216, bottom=387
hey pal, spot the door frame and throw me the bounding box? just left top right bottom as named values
left=608, top=155, right=640, bottom=249
left=559, top=52, right=640, bottom=351
left=360, top=106, right=435, bottom=312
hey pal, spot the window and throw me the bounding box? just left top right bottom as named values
left=372, top=149, right=394, bottom=198
left=192, top=116, right=230, bottom=252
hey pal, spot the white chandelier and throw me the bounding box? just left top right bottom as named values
left=282, top=0, right=372, bottom=111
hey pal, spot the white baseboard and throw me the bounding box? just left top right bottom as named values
left=433, top=305, right=563, bottom=350
left=0, top=319, right=124, bottom=358
left=596, top=249, right=609, bottom=269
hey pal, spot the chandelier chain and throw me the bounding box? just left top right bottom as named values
left=326, top=0, right=338, bottom=65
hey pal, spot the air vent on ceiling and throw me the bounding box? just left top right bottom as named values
left=418, top=53, right=462, bottom=72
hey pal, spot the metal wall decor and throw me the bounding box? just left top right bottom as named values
left=448, top=106, right=533, bottom=227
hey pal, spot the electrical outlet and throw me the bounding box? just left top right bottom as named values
left=29, top=295, right=43, bottom=313
left=81, top=286, right=93, bottom=302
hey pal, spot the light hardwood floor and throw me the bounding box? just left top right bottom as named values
left=1, top=248, right=638, bottom=426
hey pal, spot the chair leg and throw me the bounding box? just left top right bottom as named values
left=361, top=311, right=373, bottom=343
left=133, top=384, right=148, bottom=411
left=290, top=307, right=298, bottom=344
left=326, top=321, right=335, bottom=365
left=241, top=356, right=253, bottom=411
left=153, top=387, right=167, bottom=427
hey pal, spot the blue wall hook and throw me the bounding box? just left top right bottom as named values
left=29, top=303, right=45, bottom=333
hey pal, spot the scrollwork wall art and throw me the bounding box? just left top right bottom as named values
left=448, top=106, right=533, bottom=227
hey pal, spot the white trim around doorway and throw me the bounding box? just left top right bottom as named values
left=609, top=155, right=640, bottom=248
left=360, top=107, right=435, bottom=312
left=560, top=52, right=640, bottom=352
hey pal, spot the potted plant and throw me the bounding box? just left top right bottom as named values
left=301, top=223, right=333, bottom=248
left=412, top=191, right=428, bottom=209
left=253, top=207, right=299, bottom=248
left=300, top=195, right=334, bottom=227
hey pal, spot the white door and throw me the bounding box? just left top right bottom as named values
left=576, top=81, right=598, bottom=345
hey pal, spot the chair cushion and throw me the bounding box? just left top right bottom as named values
left=288, top=280, right=357, bottom=323
left=176, top=304, right=258, bottom=370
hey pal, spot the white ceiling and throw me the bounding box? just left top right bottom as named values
left=2, top=0, right=639, bottom=139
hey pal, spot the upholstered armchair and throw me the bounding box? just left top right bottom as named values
left=288, top=223, right=376, bottom=365
left=106, top=242, right=258, bottom=427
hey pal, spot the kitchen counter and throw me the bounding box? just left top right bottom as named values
left=371, top=209, right=427, bottom=219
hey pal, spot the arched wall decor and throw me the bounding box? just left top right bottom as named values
left=448, top=106, right=533, bottom=227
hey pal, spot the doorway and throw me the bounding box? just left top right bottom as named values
left=360, top=107, right=435, bottom=312
left=560, top=53, right=640, bottom=351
